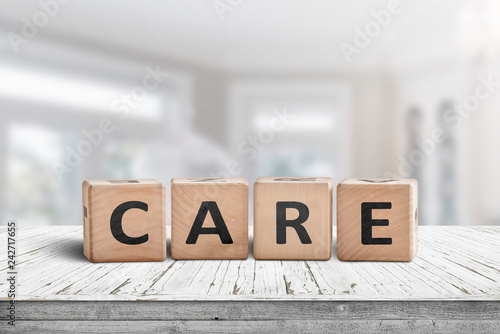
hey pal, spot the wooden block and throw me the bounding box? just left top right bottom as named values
left=171, top=177, right=249, bottom=260
left=337, top=178, right=418, bottom=261
left=82, top=179, right=166, bottom=262
left=253, top=177, right=333, bottom=260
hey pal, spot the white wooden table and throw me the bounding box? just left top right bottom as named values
left=1, top=226, right=500, bottom=333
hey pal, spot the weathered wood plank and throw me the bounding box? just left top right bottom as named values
left=213, top=259, right=255, bottom=295
left=4, top=319, right=500, bottom=334
left=3, top=301, right=500, bottom=321
left=281, top=260, right=322, bottom=295
left=1, top=227, right=500, bottom=301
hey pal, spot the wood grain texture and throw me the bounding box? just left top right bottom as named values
left=6, top=301, right=500, bottom=321
left=337, top=178, right=418, bottom=261
left=0, top=226, right=499, bottom=301
left=4, top=320, right=500, bottom=334
left=1, top=226, right=500, bottom=333
left=171, top=177, right=249, bottom=260
left=82, top=179, right=166, bottom=263
left=253, top=177, right=333, bottom=260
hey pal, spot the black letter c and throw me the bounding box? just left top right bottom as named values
left=110, top=201, right=149, bottom=245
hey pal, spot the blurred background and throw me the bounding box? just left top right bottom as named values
left=1, top=0, right=500, bottom=226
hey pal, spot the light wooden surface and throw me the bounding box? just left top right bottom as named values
left=254, top=177, right=333, bottom=260
left=171, top=177, right=248, bottom=260
left=1, top=226, right=499, bottom=301
left=337, top=178, right=418, bottom=261
left=1, top=226, right=500, bottom=333
left=83, top=179, right=166, bottom=262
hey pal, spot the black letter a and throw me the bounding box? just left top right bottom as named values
left=186, top=201, right=233, bottom=244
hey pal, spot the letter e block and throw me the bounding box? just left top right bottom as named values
left=171, top=178, right=249, bottom=260
left=337, top=178, right=418, bottom=261
left=82, top=179, right=166, bottom=262
left=253, top=177, right=333, bottom=260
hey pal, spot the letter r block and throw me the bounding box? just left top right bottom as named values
left=82, top=179, right=166, bottom=262
left=171, top=178, right=249, bottom=260
left=337, top=178, right=418, bottom=261
left=253, top=177, right=333, bottom=260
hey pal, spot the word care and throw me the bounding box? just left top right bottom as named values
left=82, top=177, right=418, bottom=262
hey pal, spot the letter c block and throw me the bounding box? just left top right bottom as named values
left=253, top=177, right=333, bottom=260
left=82, top=179, right=166, bottom=262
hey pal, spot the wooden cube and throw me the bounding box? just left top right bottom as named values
left=337, top=178, right=418, bottom=261
left=171, top=177, right=249, bottom=260
left=82, top=179, right=166, bottom=262
left=253, top=177, right=333, bottom=260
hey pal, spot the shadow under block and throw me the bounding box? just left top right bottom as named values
left=171, top=177, right=249, bottom=260
left=253, top=177, right=333, bottom=260
left=82, top=179, right=166, bottom=263
left=337, top=178, right=418, bottom=262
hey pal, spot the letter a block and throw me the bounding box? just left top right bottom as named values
left=82, top=179, right=166, bottom=262
left=253, top=177, right=333, bottom=260
left=171, top=178, right=249, bottom=260
left=337, top=178, right=418, bottom=261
